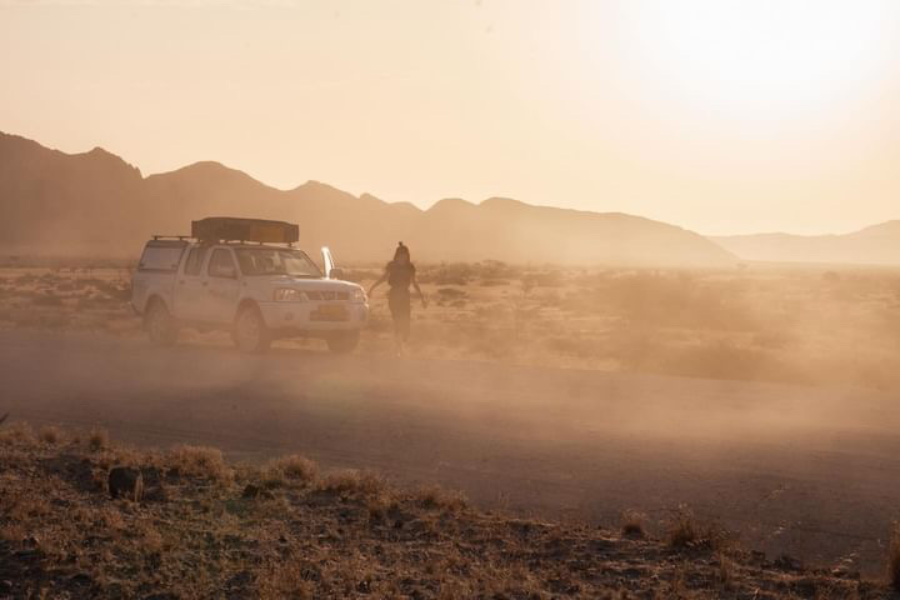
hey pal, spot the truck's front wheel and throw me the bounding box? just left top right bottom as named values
left=233, top=305, right=271, bottom=354
left=326, top=330, right=360, bottom=354
left=144, top=299, right=178, bottom=346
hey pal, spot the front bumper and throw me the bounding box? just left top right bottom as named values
left=258, top=301, right=368, bottom=332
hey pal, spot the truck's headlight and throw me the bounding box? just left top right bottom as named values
left=351, top=288, right=366, bottom=303
left=274, top=288, right=307, bottom=302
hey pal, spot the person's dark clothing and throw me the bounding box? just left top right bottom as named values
left=387, top=260, right=415, bottom=289
left=385, top=260, right=415, bottom=340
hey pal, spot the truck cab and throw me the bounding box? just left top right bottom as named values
left=131, top=219, right=368, bottom=353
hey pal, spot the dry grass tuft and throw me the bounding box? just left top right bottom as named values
left=413, top=484, right=467, bottom=512
left=88, top=427, right=109, bottom=451
left=257, top=560, right=314, bottom=600
left=620, top=509, right=648, bottom=539
left=134, top=519, right=166, bottom=553
left=666, top=505, right=728, bottom=551
left=667, top=506, right=701, bottom=549
left=317, top=469, right=385, bottom=497
left=38, top=424, right=62, bottom=445
left=269, top=454, right=318, bottom=483
left=168, top=444, right=232, bottom=484
left=888, top=522, right=900, bottom=591
left=0, top=421, right=35, bottom=446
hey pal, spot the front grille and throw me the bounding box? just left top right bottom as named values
left=306, top=290, right=349, bottom=301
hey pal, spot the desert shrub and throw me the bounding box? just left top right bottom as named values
left=88, top=428, right=109, bottom=451
left=31, top=292, right=64, bottom=307
left=599, top=272, right=757, bottom=331
left=523, top=271, right=564, bottom=288
left=339, top=268, right=379, bottom=283
left=437, top=287, right=467, bottom=299
left=620, top=509, right=647, bottom=539
left=14, top=274, right=37, bottom=285
left=413, top=484, right=467, bottom=512
left=479, top=279, right=508, bottom=287
left=317, top=469, right=385, bottom=497
left=260, top=455, right=318, bottom=488
left=477, top=260, right=520, bottom=280
left=418, top=263, right=473, bottom=286
left=0, top=421, right=36, bottom=446
left=38, top=425, right=62, bottom=445
left=274, top=455, right=318, bottom=482
left=666, top=506, right=728, bottom=551
left=168, top=445, right=232, bottom=483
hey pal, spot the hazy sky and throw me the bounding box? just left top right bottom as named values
left=3, top=0, right=900, bottom=235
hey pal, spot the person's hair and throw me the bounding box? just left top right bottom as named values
left=393, top=242, right=410, bottom=262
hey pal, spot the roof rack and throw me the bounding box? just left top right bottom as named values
left=151, top=235, right=192, bottom=241
left=148, top=236, right=296, bottom=248
left=219, top=240, right=295, bottom=248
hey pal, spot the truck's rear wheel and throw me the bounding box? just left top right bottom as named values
left=326, top=330, right=360, bottom=354
left=234, top=305, right=271, bottom=354
left=144, top=299, right=178, bottom=346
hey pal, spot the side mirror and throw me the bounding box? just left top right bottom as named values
left=328, top=267, right=345, bottom=281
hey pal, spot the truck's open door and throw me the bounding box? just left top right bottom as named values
left=321, top=247, right=336, bottom=279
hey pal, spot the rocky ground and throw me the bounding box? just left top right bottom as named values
left=0, top=422, right=893, bottom=600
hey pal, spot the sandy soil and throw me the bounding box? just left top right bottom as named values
left=3, top=330, right=899, bottom=575
left=2, top=433, right=889, bottom=599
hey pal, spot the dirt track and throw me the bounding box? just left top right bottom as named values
left=3, top=330, right=899, bottom=572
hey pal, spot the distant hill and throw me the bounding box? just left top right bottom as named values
left=712, top=222, right=900, bottom=266
left=0, top=131, right=734, bottom=267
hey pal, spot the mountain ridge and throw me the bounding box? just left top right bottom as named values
left=1, top=130, right=734, bottom=266
left=713, top=221, right=900, bottom=265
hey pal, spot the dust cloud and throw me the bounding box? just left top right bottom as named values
left=1, top=259, right=899, bottom=573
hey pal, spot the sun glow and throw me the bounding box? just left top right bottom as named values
left=619, top=0, right=898, bottom=120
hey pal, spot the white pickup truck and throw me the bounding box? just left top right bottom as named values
left=130, top=219, right=368, bottom=353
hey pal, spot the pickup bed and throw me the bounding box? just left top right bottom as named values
left=131, top=240, right=368, bottom=353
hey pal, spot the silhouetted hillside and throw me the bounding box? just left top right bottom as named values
left=712, top=222, right=900, bottom=266
left=0, top=132, right=734, bottom=266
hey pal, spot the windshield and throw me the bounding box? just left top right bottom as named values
left=234, top=248, right=322, bottom=278
left=138, top=242, right=186, bottom=272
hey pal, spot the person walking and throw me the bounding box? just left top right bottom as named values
left=369, top=242, right=427, bottom=356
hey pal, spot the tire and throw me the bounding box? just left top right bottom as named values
left=233, top=305, right=271, bottom=354
left=144, top=299, right=178, bottom=346
left=326, top=330, right=360, bottom=354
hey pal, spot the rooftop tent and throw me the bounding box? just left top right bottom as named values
left=191, top=217, right=299, bottom=244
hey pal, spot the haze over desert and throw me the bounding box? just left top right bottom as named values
left=3, top=1, right=900, bottom=598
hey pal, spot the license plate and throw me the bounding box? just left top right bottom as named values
left=312, top=304, right=349, bottom=322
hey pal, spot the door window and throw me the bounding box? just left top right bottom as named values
left=183, top=247, right=208, bottom=276
left=208, top=249, right=238, bottom=279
